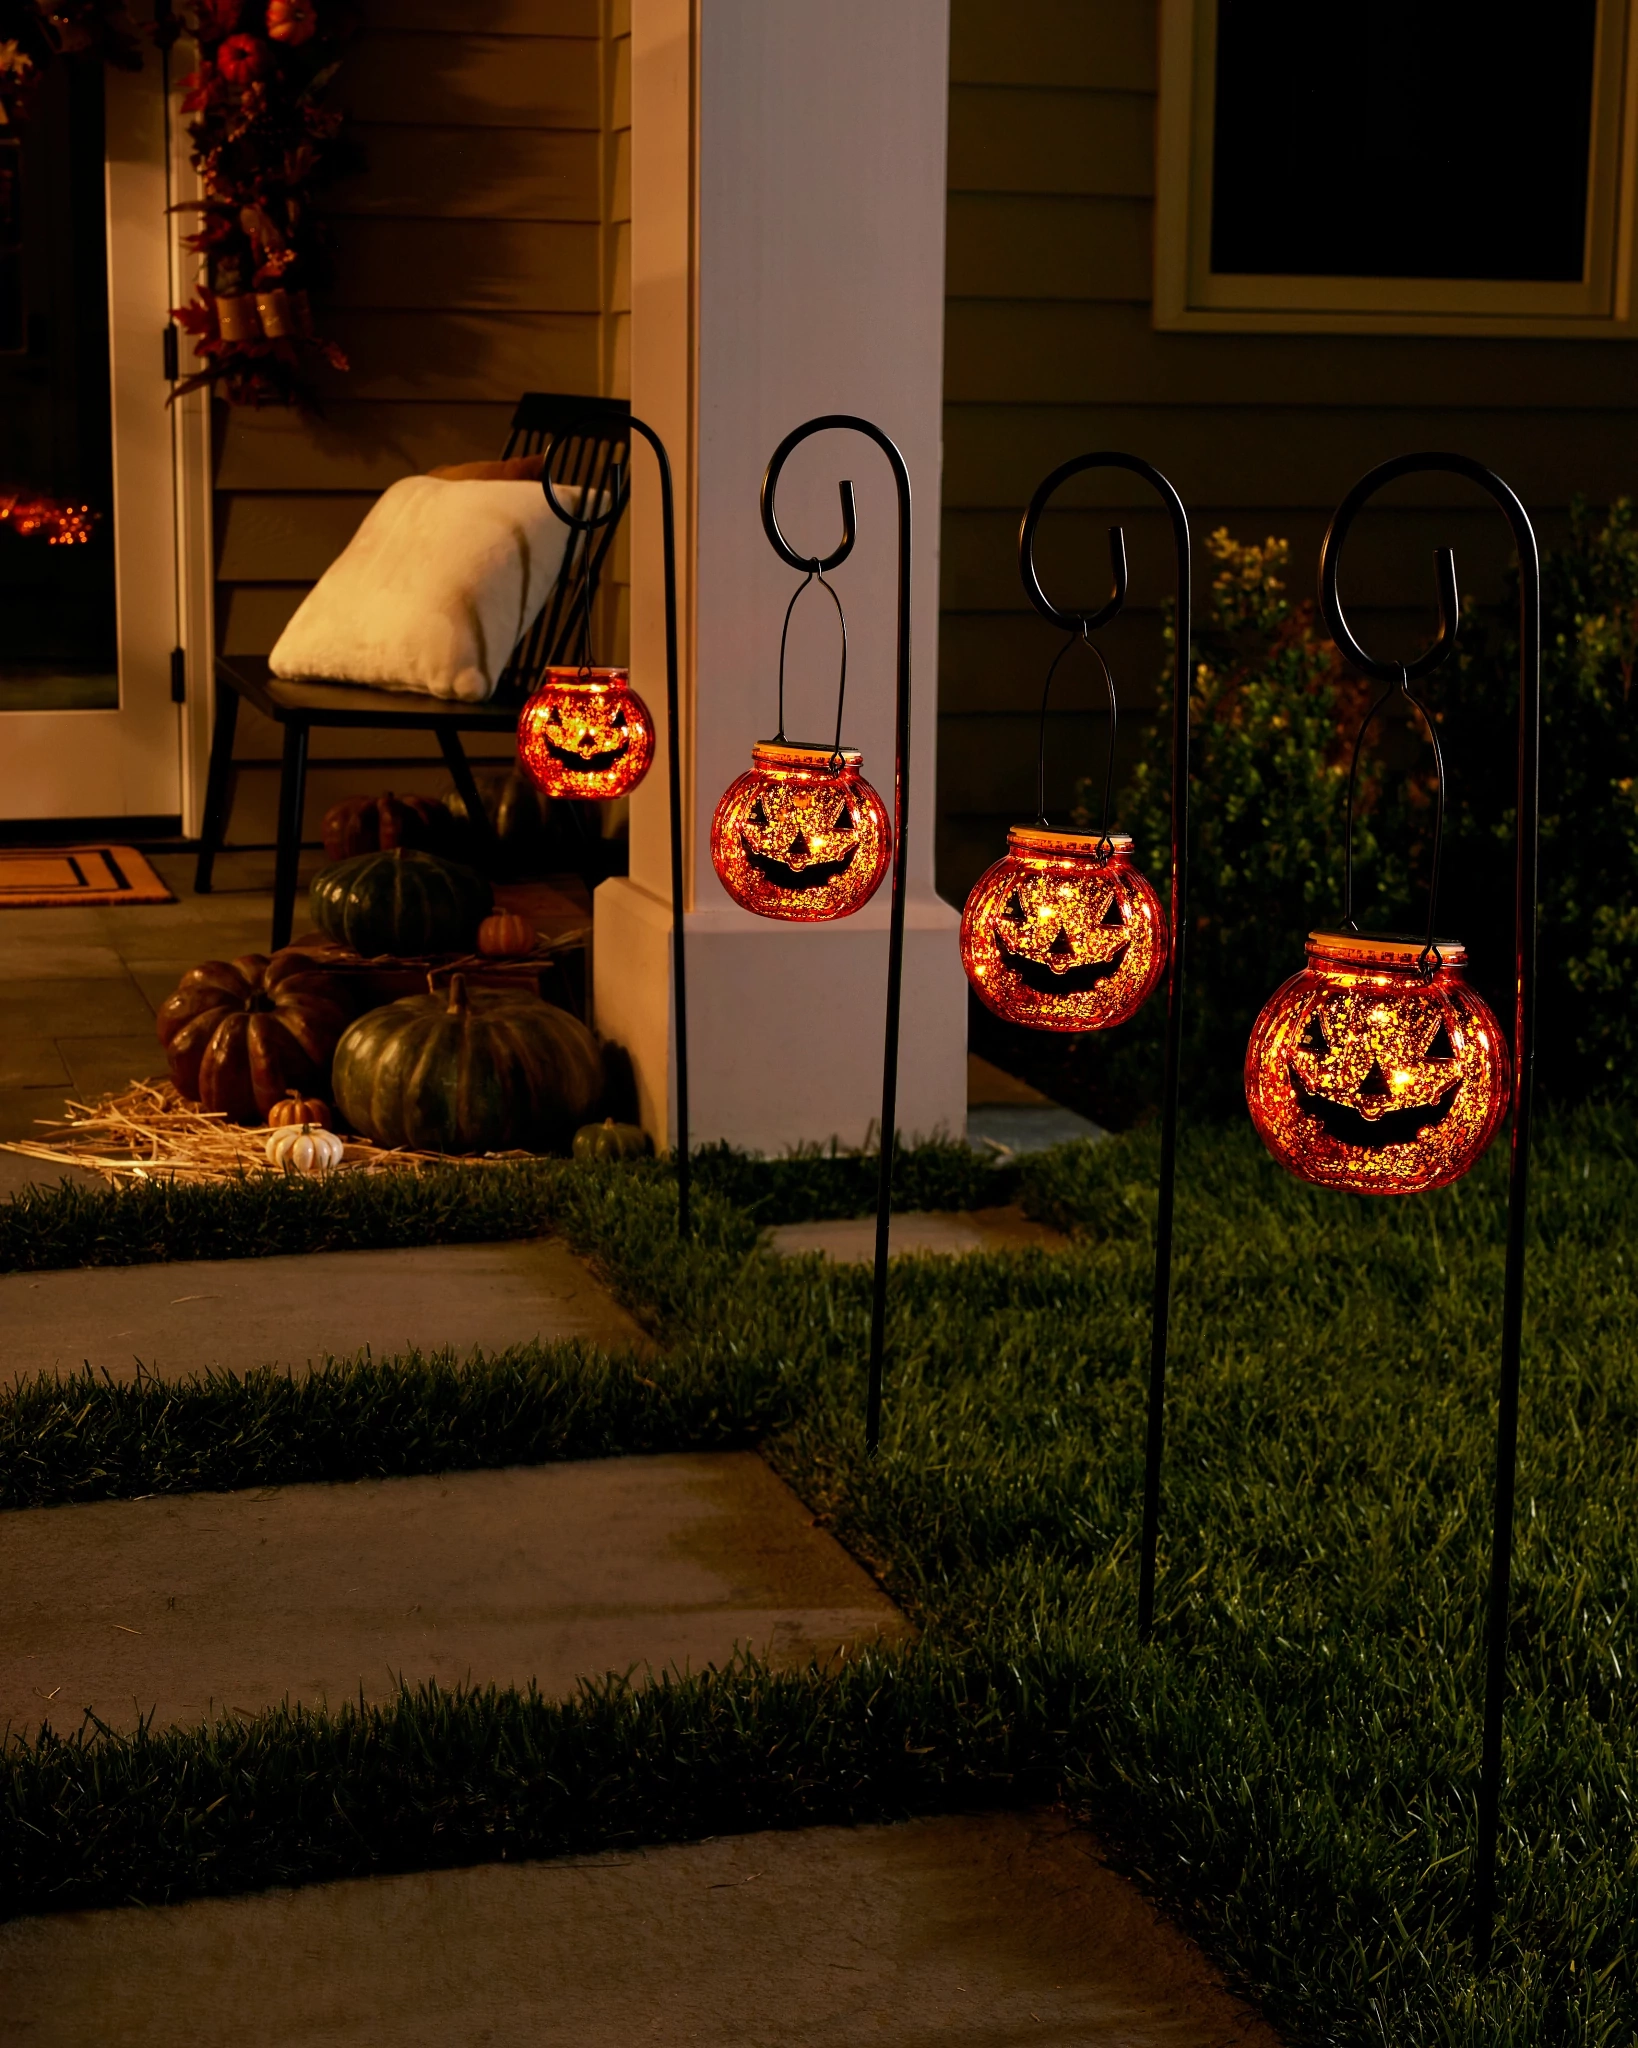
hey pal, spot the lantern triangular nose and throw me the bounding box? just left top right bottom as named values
left=789, top=828, right=810, bottom=864
left=1049, top=926, right=1073, bottom=958
left=1360, top=1059, right=1391, bottom=1099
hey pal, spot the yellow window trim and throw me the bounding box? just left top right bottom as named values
left=1155, top=0, right=1638, bottom=337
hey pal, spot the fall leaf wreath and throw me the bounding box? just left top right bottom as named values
left=0, top=0, right=352, bottom=406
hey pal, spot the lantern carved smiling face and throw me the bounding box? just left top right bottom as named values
left=961, top=828, right=1167, bottom=1031
left=1245, top=932, right=1511, bottom=1194
left=518, top=667, right=655, bottom=800
left=711, top=742, right=891, bottom=921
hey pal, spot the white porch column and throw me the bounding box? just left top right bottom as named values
left=593, top=0, right=965, bottom=1155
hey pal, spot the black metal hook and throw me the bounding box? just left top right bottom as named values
left=1019, top=453, right=1132, bottom=632
left=542, top=435, right=629, bottom=536
left=761, top=468, right=858, bottom=576
left=1320, top=462, right=1463, bottom=684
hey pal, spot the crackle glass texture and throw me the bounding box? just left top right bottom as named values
left=518, top=668, right=655, bottom=800
left=711, top=742, right=891, bottom=922
left=1245, top=933, right=1511, bottom=1195
left=960, top=828, right=1168, bottom=1032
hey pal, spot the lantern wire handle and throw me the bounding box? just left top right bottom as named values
left=1017, top=452, right=1192, bottom=1648
left=1035, top=626, right=1117, bottom=850
left=1340, top=662, right=1448, bottom=971
left=774, top=564, right=850, bottom=764
left=1320, top=451, right=1542, bottom=1974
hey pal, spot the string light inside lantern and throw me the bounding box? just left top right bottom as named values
left=962, top=826, right=1165, bottom=1030
left=711, top=557, right=891, bottom=922
left=518, top=665, right=655, bottom=801
left=1246, top=931, right=1510, bottom=1194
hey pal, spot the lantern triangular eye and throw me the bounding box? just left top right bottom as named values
left=1002, top=891, right=1026, bottom=925
left=1360, top=1059, right=1391, bottom=1099
left=1425, top=1022, right=1456, bottom=1061
left=1297, top=1015, right=1329, bottom=1056
left=1049, top=927, right=1073, bottom=958
left=611, top=705, right=627, bottom=729
left=749, top=798, right=769, bottom=827
left=1100, top=895, right=1126, bottom=927
left=790, top=828, right=810, bottom=862
left=835, top=801, right=854, bottom=831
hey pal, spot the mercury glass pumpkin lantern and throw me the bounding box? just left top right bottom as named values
left=961, top=825, right=1166, bottom=1030
left=960, top=621, right=1167, bottom=1031
left=711, top=557, right=892, bottom=922
left=712, top=740, right=890, bottom=921
left=1246, top=931, right=1510, bottom=1196
left=518, top=665, right=655, bottom=800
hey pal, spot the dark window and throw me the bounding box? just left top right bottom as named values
left=1210, top=0, right=1600, bottom=282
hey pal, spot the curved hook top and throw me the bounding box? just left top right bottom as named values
left=1319, top=451, right=1540, bottom=685
left=1019, top=451, right=1187, bottom=632
left=760, top=413, right=912, bottom=574
left=541, top=422, right=629, bottom=535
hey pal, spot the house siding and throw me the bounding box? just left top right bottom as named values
left=210, top=0, right=626, bottom=844
left=939, top=0, right=1638, bottom=900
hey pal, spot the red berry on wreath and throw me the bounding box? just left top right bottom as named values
left=217, top=33, right=268, bottom=84
left=266, top=0, right=317, bottom=45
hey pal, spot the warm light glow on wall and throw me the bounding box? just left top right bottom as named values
left=961, top=827, right=1167, bottom=1031
left=518, top=666, right=655, bottom=800
left=1245, top=931, right=1510, bottom=1194
left=711, top=741, right=891, bottom=921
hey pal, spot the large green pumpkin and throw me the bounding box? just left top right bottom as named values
left=309, top=848, right=493, bottom=957
left=331, top=974, right=603, bottom=1153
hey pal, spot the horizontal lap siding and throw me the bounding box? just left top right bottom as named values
left=940, top=0, right=1638, bottom=901
left=213, top=0, right=623, bottom=842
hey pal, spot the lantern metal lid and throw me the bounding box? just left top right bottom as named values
left=751, top=740, right=863, bottom=772
left=1006, top=824, right=1135, bottom=860
left=1306, top=929, right=1468, bottom=969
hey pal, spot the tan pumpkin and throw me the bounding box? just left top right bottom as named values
left=476, top=910, right=537, bottom=957
left=267, top=1089, right=331, bottom=1130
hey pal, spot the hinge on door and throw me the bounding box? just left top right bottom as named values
left=170, top=647, right=187, bottom=703
left=163, top=324, right=179, bottom=382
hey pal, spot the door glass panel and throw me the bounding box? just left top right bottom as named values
left=0, top=59, right=117, bottom=711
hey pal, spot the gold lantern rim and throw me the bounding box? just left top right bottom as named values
left=537, top=665, right=632, bottom=689
left=752, top=740, right=864, bottom=773
left=1005, top=824, right=1134, bottom=860
left=1307, top=929, right=1468, bottom=969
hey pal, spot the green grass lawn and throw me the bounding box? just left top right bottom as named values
left=2, top=1118, right=1634, bottom=2045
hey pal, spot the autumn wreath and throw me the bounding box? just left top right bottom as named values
left=172, top=0, right=353, bottom=405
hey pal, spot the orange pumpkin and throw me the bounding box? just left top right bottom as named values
left=266, top=0, right=318, bottom=44
left=476, top=910, right=537, bottom=957
left=267, top=1088, right=332, bottom=1130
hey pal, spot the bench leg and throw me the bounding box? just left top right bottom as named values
left=271, top=719, right=309, bottom=951
left=193, top=683, right=241, bottom=895
left=437, top=726, right=502, bottom=866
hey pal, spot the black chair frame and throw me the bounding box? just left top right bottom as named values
left=194, top=392, right=631, bottom=948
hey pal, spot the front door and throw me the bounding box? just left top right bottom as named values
left=0, top=50, right=181, bottom=824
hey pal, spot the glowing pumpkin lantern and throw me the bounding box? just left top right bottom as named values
left=961, top=826, right=1167, bottom=1031
left=710, top=741, right=891, bottom=922
left=518, top=665, right=655, bottom=800
left=1245, top=931, right=1510, bottom=1195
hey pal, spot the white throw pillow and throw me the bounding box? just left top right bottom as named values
left=268, top=474, right=580, bottom=704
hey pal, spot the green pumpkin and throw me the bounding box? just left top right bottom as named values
left=332, top=974, right=603, bottom=1153
left=309, top=848, right=493, bottom=957
left=573, top=1118, right=654, bottom=1163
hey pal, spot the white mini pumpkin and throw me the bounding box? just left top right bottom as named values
left=265, top=1123, right=346, bottom=1174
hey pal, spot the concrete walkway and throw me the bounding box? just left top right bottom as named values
left=0, top=1236, right=650, bottom=1385
left=1, top=1452, right=908, bottom=1739
left=0, top=1810, right=1279, bottom=2047
left=767, top=1203, right=1066, bottom=1261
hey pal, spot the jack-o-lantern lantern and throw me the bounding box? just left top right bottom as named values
left=1245, top=931, right=1510, bottom=1195
left=961, top=827, right=1167, bottom=1031
left=518, top=666, right=655, bottom=800
left=710, top=742, right=891, bottom=922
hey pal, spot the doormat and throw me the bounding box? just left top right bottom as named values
left=0, top=845, right=174, bottom=907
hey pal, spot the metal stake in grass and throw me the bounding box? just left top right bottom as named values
left=1319, top=452, right=1541, bottom=1971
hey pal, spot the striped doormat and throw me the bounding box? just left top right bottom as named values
left=0, top=845, right=174, bottom=907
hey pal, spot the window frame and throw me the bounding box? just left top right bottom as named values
left=1154, top=0, right=1638, bottom=337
